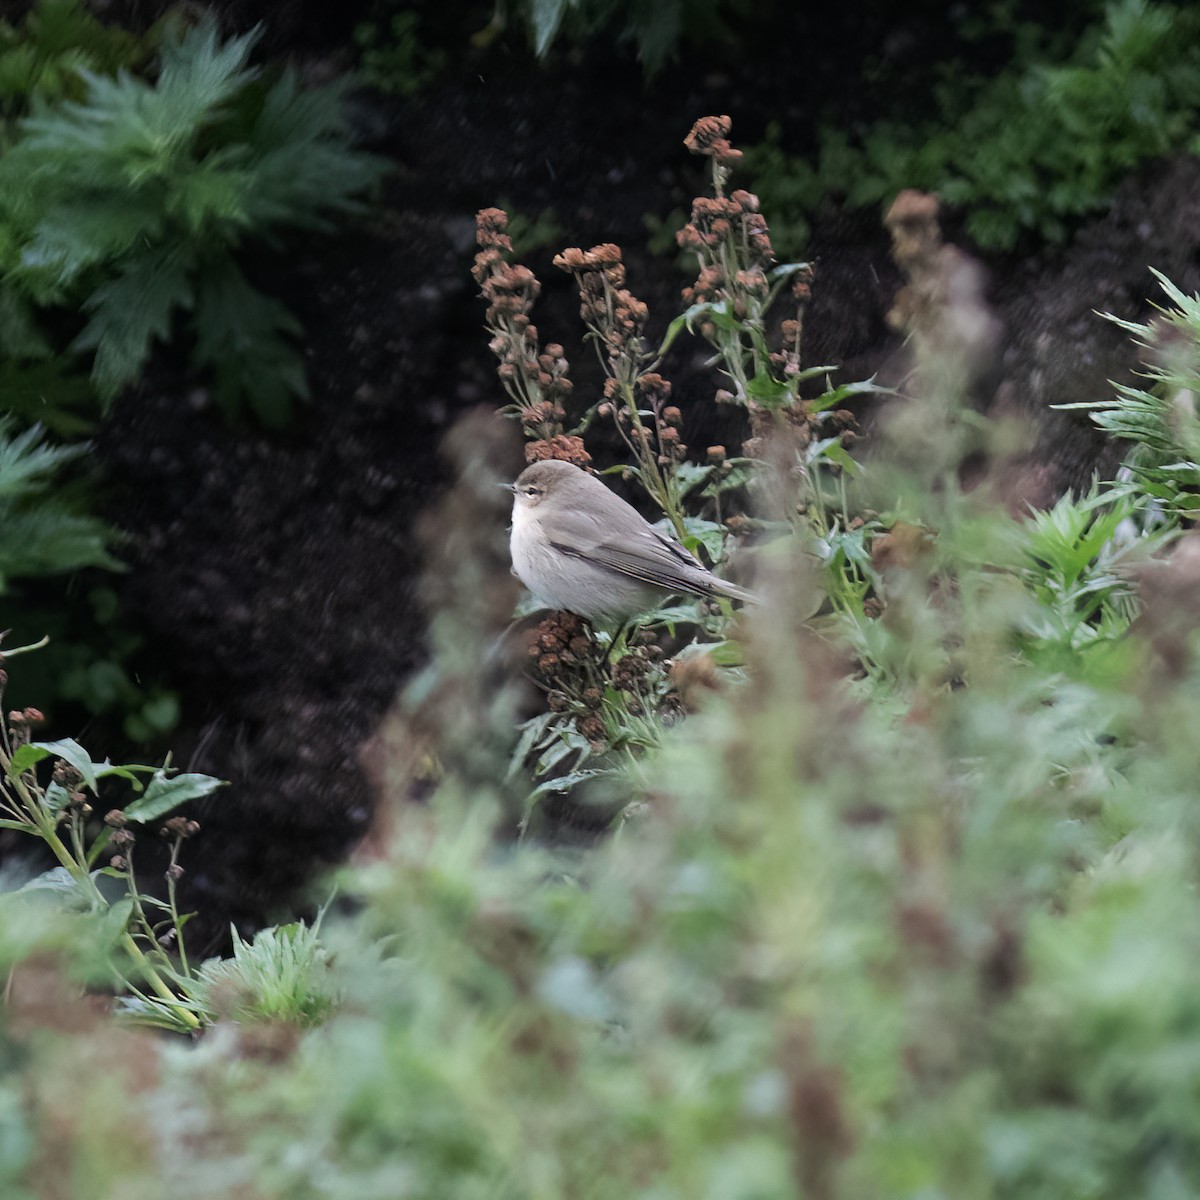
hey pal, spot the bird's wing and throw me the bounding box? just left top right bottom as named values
left=546, top=508, right=717, bottom=596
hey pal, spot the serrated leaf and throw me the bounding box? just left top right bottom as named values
left=73, top=245, right=195, bottom=400
left=191, top=259, right=307, bottom=425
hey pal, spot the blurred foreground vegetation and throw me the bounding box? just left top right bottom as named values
left=5, top=2, right=1200, bottom=1196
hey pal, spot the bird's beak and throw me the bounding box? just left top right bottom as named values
left=499, top=481, right=517, bottom=493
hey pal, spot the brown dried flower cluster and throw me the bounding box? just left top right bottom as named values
left=683, top=114, right=743, bottom=168
left=676, top=118, right=780, bottom=371
left=553, top=243, right=649, bottom=383
left=679, top=192, right=774, bottom=333
left=523, top=434, right=592, bottom=467
left=552, top=243, right=689, bottom=493
left=676, top=123, right=844, bottom=479
left=520, top=615, right=678, bottom=747
left=523, top=612, right=607, bottom=746
left=6, top=706, right=44, bottom=747
left=768, top=265, right=815, bottom=380
left=474, top=208, right=574, bottom=441
left=161, top=815, right=202, bottom=839
left=525, top=612, right=595, bottom=683
left=610, top=638, right=666, bottom=719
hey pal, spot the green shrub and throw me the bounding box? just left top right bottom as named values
left=0, top=418, right=182, bottom=741
left=0, top=10, right=387, bottom=738
left=353, top=8, right=448, bottom=95
left=744, top=0, right=1200, bottom=254
left=0, top=0, right=157, bottom=119
left=0, top=16, right=387, bottom=425
left=0, top=694, right=226, bottom=1035
left=0, top=419, right=115, bottom=590
left=1062, top=269, right=1200, bottom=516
left=513, top=0, right=747, bottom=72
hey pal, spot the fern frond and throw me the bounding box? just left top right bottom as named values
left=0, top=418, right=117, bottom=587
left=0, top=358, right=97, bottom=436
left=0, top=285, right=52, bottom=358
left=0, top=504, right=117, bottom=584
left=240, top=71, right=387, bottom=232
left=72, top=245, right=195, bottom=399
left=0, top=13, right=385, bottom=417
left=0, top=0, right=147, bottom=114
left=15, top=199, right=166, bottom=296
left=192, top=260, right=307, bottom=426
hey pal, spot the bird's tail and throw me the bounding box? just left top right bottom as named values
left=709, top=575, right=757, bottom=605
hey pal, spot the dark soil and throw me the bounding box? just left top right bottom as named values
left=85, top=8, right=1200, bottom=945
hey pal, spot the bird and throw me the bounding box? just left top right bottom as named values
left=506, top=459, right=754, bottom=621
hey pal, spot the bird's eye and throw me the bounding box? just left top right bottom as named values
left=525, top=486, right=543, bottom=496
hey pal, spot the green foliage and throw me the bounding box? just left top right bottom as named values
left=0, top=0, right=155, bottom=119
left=0, top=697, right=226, bottom=1035
left=0, top=419, right=116, bottom=590
left=7, top=116, right=1200, bottom=1200
left=353, top=8, right=449, bottom=95
left=501, top=200, right=566, bottom=259
left=0, top=15, right=387, bottom=425
left=0, top=10, right=386, bottom=740
left=517, top=0, right=747, bottom=72
left=195, top=918, right=338, bottom=1026
left=1062, top=268, right=1200, bottom=515
left=0, top=418, right=180, bottom=741
left=744, top=0, right=1200, bottom=254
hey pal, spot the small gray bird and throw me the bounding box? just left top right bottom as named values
left=507, top=459, right=754, bottom=621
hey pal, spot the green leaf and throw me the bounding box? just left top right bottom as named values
left=530, top=0, right=571, bottom=56
left=191, top=260, right=307, bottom=425
left=679, top=516, right=728, bottom=562
left=700, top=457, right=761, bottom=499
left=17, top=865, right=86, bottom=901
left=673, top=462, right=714, bottom=500
left=526, top=767, right=614, bottom=806
left=508, top=712, right=558, bottom=781
left=98, top=896, right=134, bottom=949
left=73, top=245, right=196, bottom=401
left=29, top=737, right=98, bottom=793
left=745, top=373, right=792, bottom=405
left=6, top=743, right=49, bottom=776
left=123, top=769, right=225, bottom=823
left=807, top=375, right=890, bottom=412
left=44, top=781, right=73, bottom=814
left=0, top=358, right=98, bottom=437
left=679, top=300, right=740, bottom=336
left=87, top=826, right=112, bottom=867
left=768, top=261, right=813, bottom=280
